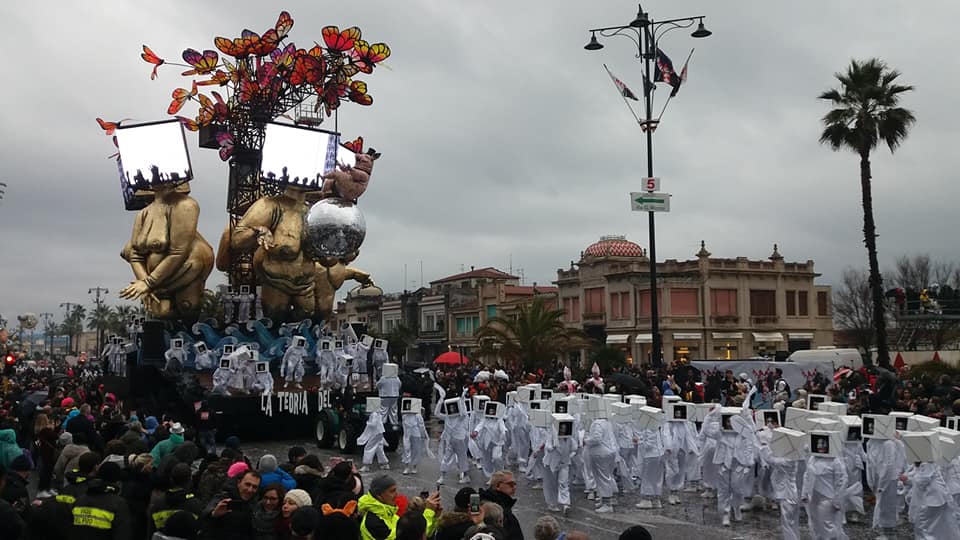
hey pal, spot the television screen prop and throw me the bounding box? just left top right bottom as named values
left=757, top=409, right=781, bottom=428
left=506, top=391, right=517, bottom=407
left=668, top=402, right=690, bottom=421
left=443, top=398, right=462, bottom=416
left=219, top=359, right=231, bottom=369
left=662, top=395, right=681, bottom=410
left=948, top=417, right=960, bottom=431
left=374, top=339, right=387, bottom=350
left=320, top=339, right=332, bottom=351
left=172, top=338, right=183, bottom=350
left=586, top=395, right=606, bottom=413
left=626, top=395, right=647, bottom=406
left=553, top=397, right=576, bottom=415
left=694, top=403, right=716, bottom=423
left=360, top=335, right=374, bottom=347
left=540, top=389, right=553, bottom=401
left=381, top=363, right=398, bottom=378
left=603, top=393, right=623, bottom=403
left=908, top=415, right=940, bottom=432
left=529, top=409, right=551, bottom=429
left=817, top=402, right=847, bottom=415
left=862, top=414, right=896, bottom=440
left=334, top=340, right=344, bottom=349
left=255, top=362, right=268, bottom=374
left=806, top=394, right=827, bottom=411
left=610, top=402, right=634, bottom=424
left=292, top=336, right=307, bottom=348
left=528, top=400, right=547, bottom=411
left=771, top=427, right=807, bottom=460
left=522, top=387, right=540, bottom=403
left=890, top=411, right=913, bottom=432
left=806, top=417, right=842, bottom=433
left=636, top=406, right=664, bottom=430
left=401, top=397, right=421, bottom=414
left=720, top=407, right=741, bottom=432
left=366, top=397, right=381, bottom=413
left=259, top=122, right=354, bottom=189
left=195, top=342, right=207, bottom=355
left=223, top=344, right=235, bottom=355
left=240, top=285, right=251, bottom=294
left=115, top=120, right=193, bottom=195
left=940, top=435, right=960, bottom=463
left=485, top=401, right=505, bottom=419
left=552, top=413, right=575, bottom=438
left=901, top=431, right=940, bottom=463
left=935, top=426, right=960, bottom=441
left=809, top=430, right=843, bottom=459
left=840, top=415, right=862, bottom=442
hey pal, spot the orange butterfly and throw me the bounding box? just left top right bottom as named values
left=96, top=117, right=120, bottom=136
left=274, top=11, right=294, bottom=41
left=350, top=41, right=391, bottom=74
left=322, top=26, right=361, bottom=53
left=342, top=136, right=364, bottom=153
left=176, top=116, right=200, bottom=131
left=181, top=48, right=219, bottom=76
left=168, top=82, right=199, bottom=115
left=215, top=29, right=262, bottom=58
left=271, top=43, right=296, bottom=70
left=238, top=79, right=261, bottom=103
left=348, top=80, right=373, bottom=106
left=289, top=51, right=324, bottom=85
left=249, top=29, right=280, bottom=57
left=141, top=45, right=165, bottom=80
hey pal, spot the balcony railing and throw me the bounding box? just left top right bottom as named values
left=712, top=315, right=739, bottom=325
left=751, top=315, right=778, bottom=325
left=582, top=311, right=605, bottom=322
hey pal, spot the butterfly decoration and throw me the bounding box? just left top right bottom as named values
left=342, top=136, right=364, bottom=153
left=168, top=81, right=199, bottom=114
left=322, top=26, right=361, bottom=53
left=274, top=11, right=294, bottom=41
left=289, top=50, right=324, bottom=85
left=107, top=136, right=120, bottom=160
left=181, top=49, right=220, bottom=76
left=96, top=118, right=120, bottom=136
left=214, top=29, right=259, bottom=58
left=216, top=131, right=234, bottom=161
left=141, top=45, right=165, bottom=80
left=348, top=80, right=372, bottom=106
left=270, top=43, right=296, bottom=70
left=175, top=116, right=200, bottom=131
left=349, top=41, right=391, bottom=74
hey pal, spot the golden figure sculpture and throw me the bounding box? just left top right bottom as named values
left=314, top=262, right=377, bottom=320
left=217, top=186, right=316, bottom=320
left=120, top=183, right=214, bottom=319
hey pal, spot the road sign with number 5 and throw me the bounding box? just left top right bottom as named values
left=644, top=177, right=660, bottom=191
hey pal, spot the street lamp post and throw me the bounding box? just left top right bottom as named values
left=39, top=312, right=53, bottom=355
left=584, top=4, right=711, bottom=368
left=89, top=286, right=108, bottom=362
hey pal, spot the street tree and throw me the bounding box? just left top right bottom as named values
left=475, top=296, right=587, bottom=372
left=833, top=267, right=875, bottom=358
left=819, top=58, right=916, bottom=369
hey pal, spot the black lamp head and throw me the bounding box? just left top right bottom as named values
left=584, top=32, right=604, bottom=51
left=629, top=6, right=650, bottom=28
left=691, top=19, right=712, bottom=38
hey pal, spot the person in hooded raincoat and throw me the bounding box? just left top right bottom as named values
left=866, top=433, right=906, bottom=536
left=704, top=387, right=757, bottom=526
left=900, top=461, right=960, bottom=540
left=757, top=426, right=802, bottom=540
left=435, top=388, right=471, bottom=485
left=583, top=405, right=618, bottom=513
left=662, top=409, right=700, bottom=504
left=472, top=407, right=508, bottom=479
left=542, top=416, right=579, bottom=514
left=504, top=396, right=531, bottom=468
left=635, top=413, right=665, bottom=509
left=841, top=428, right=866, bottom=524
left=802, top=445, right=847, bottom=540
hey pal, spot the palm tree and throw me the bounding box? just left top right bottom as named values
left=61, top=305, right=86, bottom=353
left=819, top=58, right=915, bottom=369
left=87, top=305, right=113, bottom=356
left=110, top=305, right=137, bottom=335
left=475, top=296, right=587, bottom=372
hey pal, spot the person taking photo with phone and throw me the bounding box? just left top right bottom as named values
left=203, top=469, right=261, bottom=540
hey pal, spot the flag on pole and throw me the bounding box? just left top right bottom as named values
left=653, top=49, right=681, bottom=96
left=603, top=64, right=639, bottom=101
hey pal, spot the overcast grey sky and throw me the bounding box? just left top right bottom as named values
left=1, top=1, right=957, bottom=324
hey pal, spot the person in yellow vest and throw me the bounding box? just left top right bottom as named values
left=71, top=461, right=131, bottom=539
left=358, top=475, right=440, bottom=540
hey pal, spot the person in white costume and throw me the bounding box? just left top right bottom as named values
left=865, top=433, right=906, bottom=536
left=472, top=406, right=508, bottom=478
left=236, top=286, right=254, bottom=323
left=357, top=402, right=389, bottom=472
left=251, top=362, right=274, bottom=395
left=280, top=337, right=307, bottom=389
left=376, top=364, right=402, bottom=426
left=401, top=401, right=429, bottom=475
left=583, top=405, right=619, bottom=513
left=841, top=429, right=866, bottom=524
left=613, top=415, right=638, bottom=495
left=697, top=405, right=720, bottom=500
left=705, top=387, right=758, bottom=526
left=316, top=339, right=337, bottom=389
left=333, top=340, right=352, bottom=389
left=635, top=415, right=665, bottom=509
left=663, top=411, right=700, bottom=504
left=435, top=388, right=471, bottom=485
left=757, top=429, right=802, bottom=540
left=504, top=398, right=531, bottom=467
left=164, top=340, right=187, bottom=373
left=371, top=339, right=389, bottom=381
left=900, top=461, right=960, bottom=540
left=543, top=416, right=579, bottom=514
left=801, top=445, right=847, bottom=540
left=194, top=342, right=216, bottom=371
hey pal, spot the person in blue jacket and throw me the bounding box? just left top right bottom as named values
left=258, top=454, right=296, bottom=490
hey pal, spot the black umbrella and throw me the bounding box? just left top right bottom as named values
left=606, top=372, right=649, bottom=396
left=19, top=390, right=48, bottom=418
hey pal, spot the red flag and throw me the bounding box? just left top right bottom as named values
left=603, top=64, right=640, bottom=101
left=933, top=351, right=942, bottom=363
left=894, top=352, right=906, bottom=369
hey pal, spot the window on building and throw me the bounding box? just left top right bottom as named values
left=584, top=287, right=604, bottom=315
left=563, top=297, right=581, bottom=322
left=423, top=314, right=435, bottom=332
left=610, top=292, right=631, bottom=320
left=786, top=290, right=796, bottom=316
left=455, top=316, right=482, bottom=336
left=750, top=290, right=776, bottom=317
left=817, top=291, right=829, bottom=316
left=710, top=289, right=738, bottom=316
left=637, top=289, right=662, bottom=317
left=671, top=289, right=699, bottom=316
left=486, top=305, right=497, bottom=320
left=798, top=291, right=809, bottom=316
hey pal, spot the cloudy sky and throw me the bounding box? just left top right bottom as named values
left=1, top=1, right=957, bottom=325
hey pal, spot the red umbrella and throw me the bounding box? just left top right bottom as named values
left=434, top=351, right=469, bottom=365
left=833, top=368, right=852, bottom=382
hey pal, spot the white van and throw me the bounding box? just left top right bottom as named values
left=787, top=347, right=863, bottom=371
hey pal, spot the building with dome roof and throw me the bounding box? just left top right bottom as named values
left=555, top=237, right=834, bottom=366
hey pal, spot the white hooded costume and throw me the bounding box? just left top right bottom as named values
left=543, top=423, right=580, bottom=511
left=759, top=435, right=802, bottom=540
left=474, top=412, right=508, bottom=478
left=706, top=387, right=757, bottom=524
left=802, top=453, right=847, bottom=540
left=584, top=414, right=619, bottom=511
left=866, top=437, right=906, bottom=530
left=194, top=344, right=216, bottom=371
left=164, top=344, right=187, bottom=373
left=316, top=339, right=338, bottom=389
left=504, top=401, right=531, bottom=466
left=663, top=416, right=700, bottom=499
left=901, top=462, right=960, bottom=540
left=841, top=435, right=866, bottom=518
left=280, top=339, right=307, bottom=388
left=236, top=288, right=254, bottom=323
left=401, top=406, right=429, bottom=474
left=698, top=406, right=721, bottom=496
left=435, top=388, right=471, bottom=484
left=637, top=422, right=665, bottom=504
left=357, top=409, right=388, bottom=469
left=376, top=368, right=402, bottom=427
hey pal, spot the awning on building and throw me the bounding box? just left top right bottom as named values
left=712, top=332, right=743, bottom=340
left=673, top=332, right=703, bottom=341
left=606, top=334, right=630, bottom=345
left=635, top=333, right=654, bottom=343
left=788, top=332, right=814, bottom=340
left=752, top=332, right=784, bottom=342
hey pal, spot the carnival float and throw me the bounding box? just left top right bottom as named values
left=97, top=12, right=414, bottom=448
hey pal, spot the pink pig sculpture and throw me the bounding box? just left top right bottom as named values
left=320, top=149, right=381, bottom=201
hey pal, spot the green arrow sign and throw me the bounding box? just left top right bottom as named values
left=629, top=192, right=671, bottom=212
left=634, top=196, right=666, bottom=204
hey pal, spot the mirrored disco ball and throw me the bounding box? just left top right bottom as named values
left=303, top=197, right=366, bottom=263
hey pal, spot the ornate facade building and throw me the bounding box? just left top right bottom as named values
left=555, top=236, right=834, bottom=366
